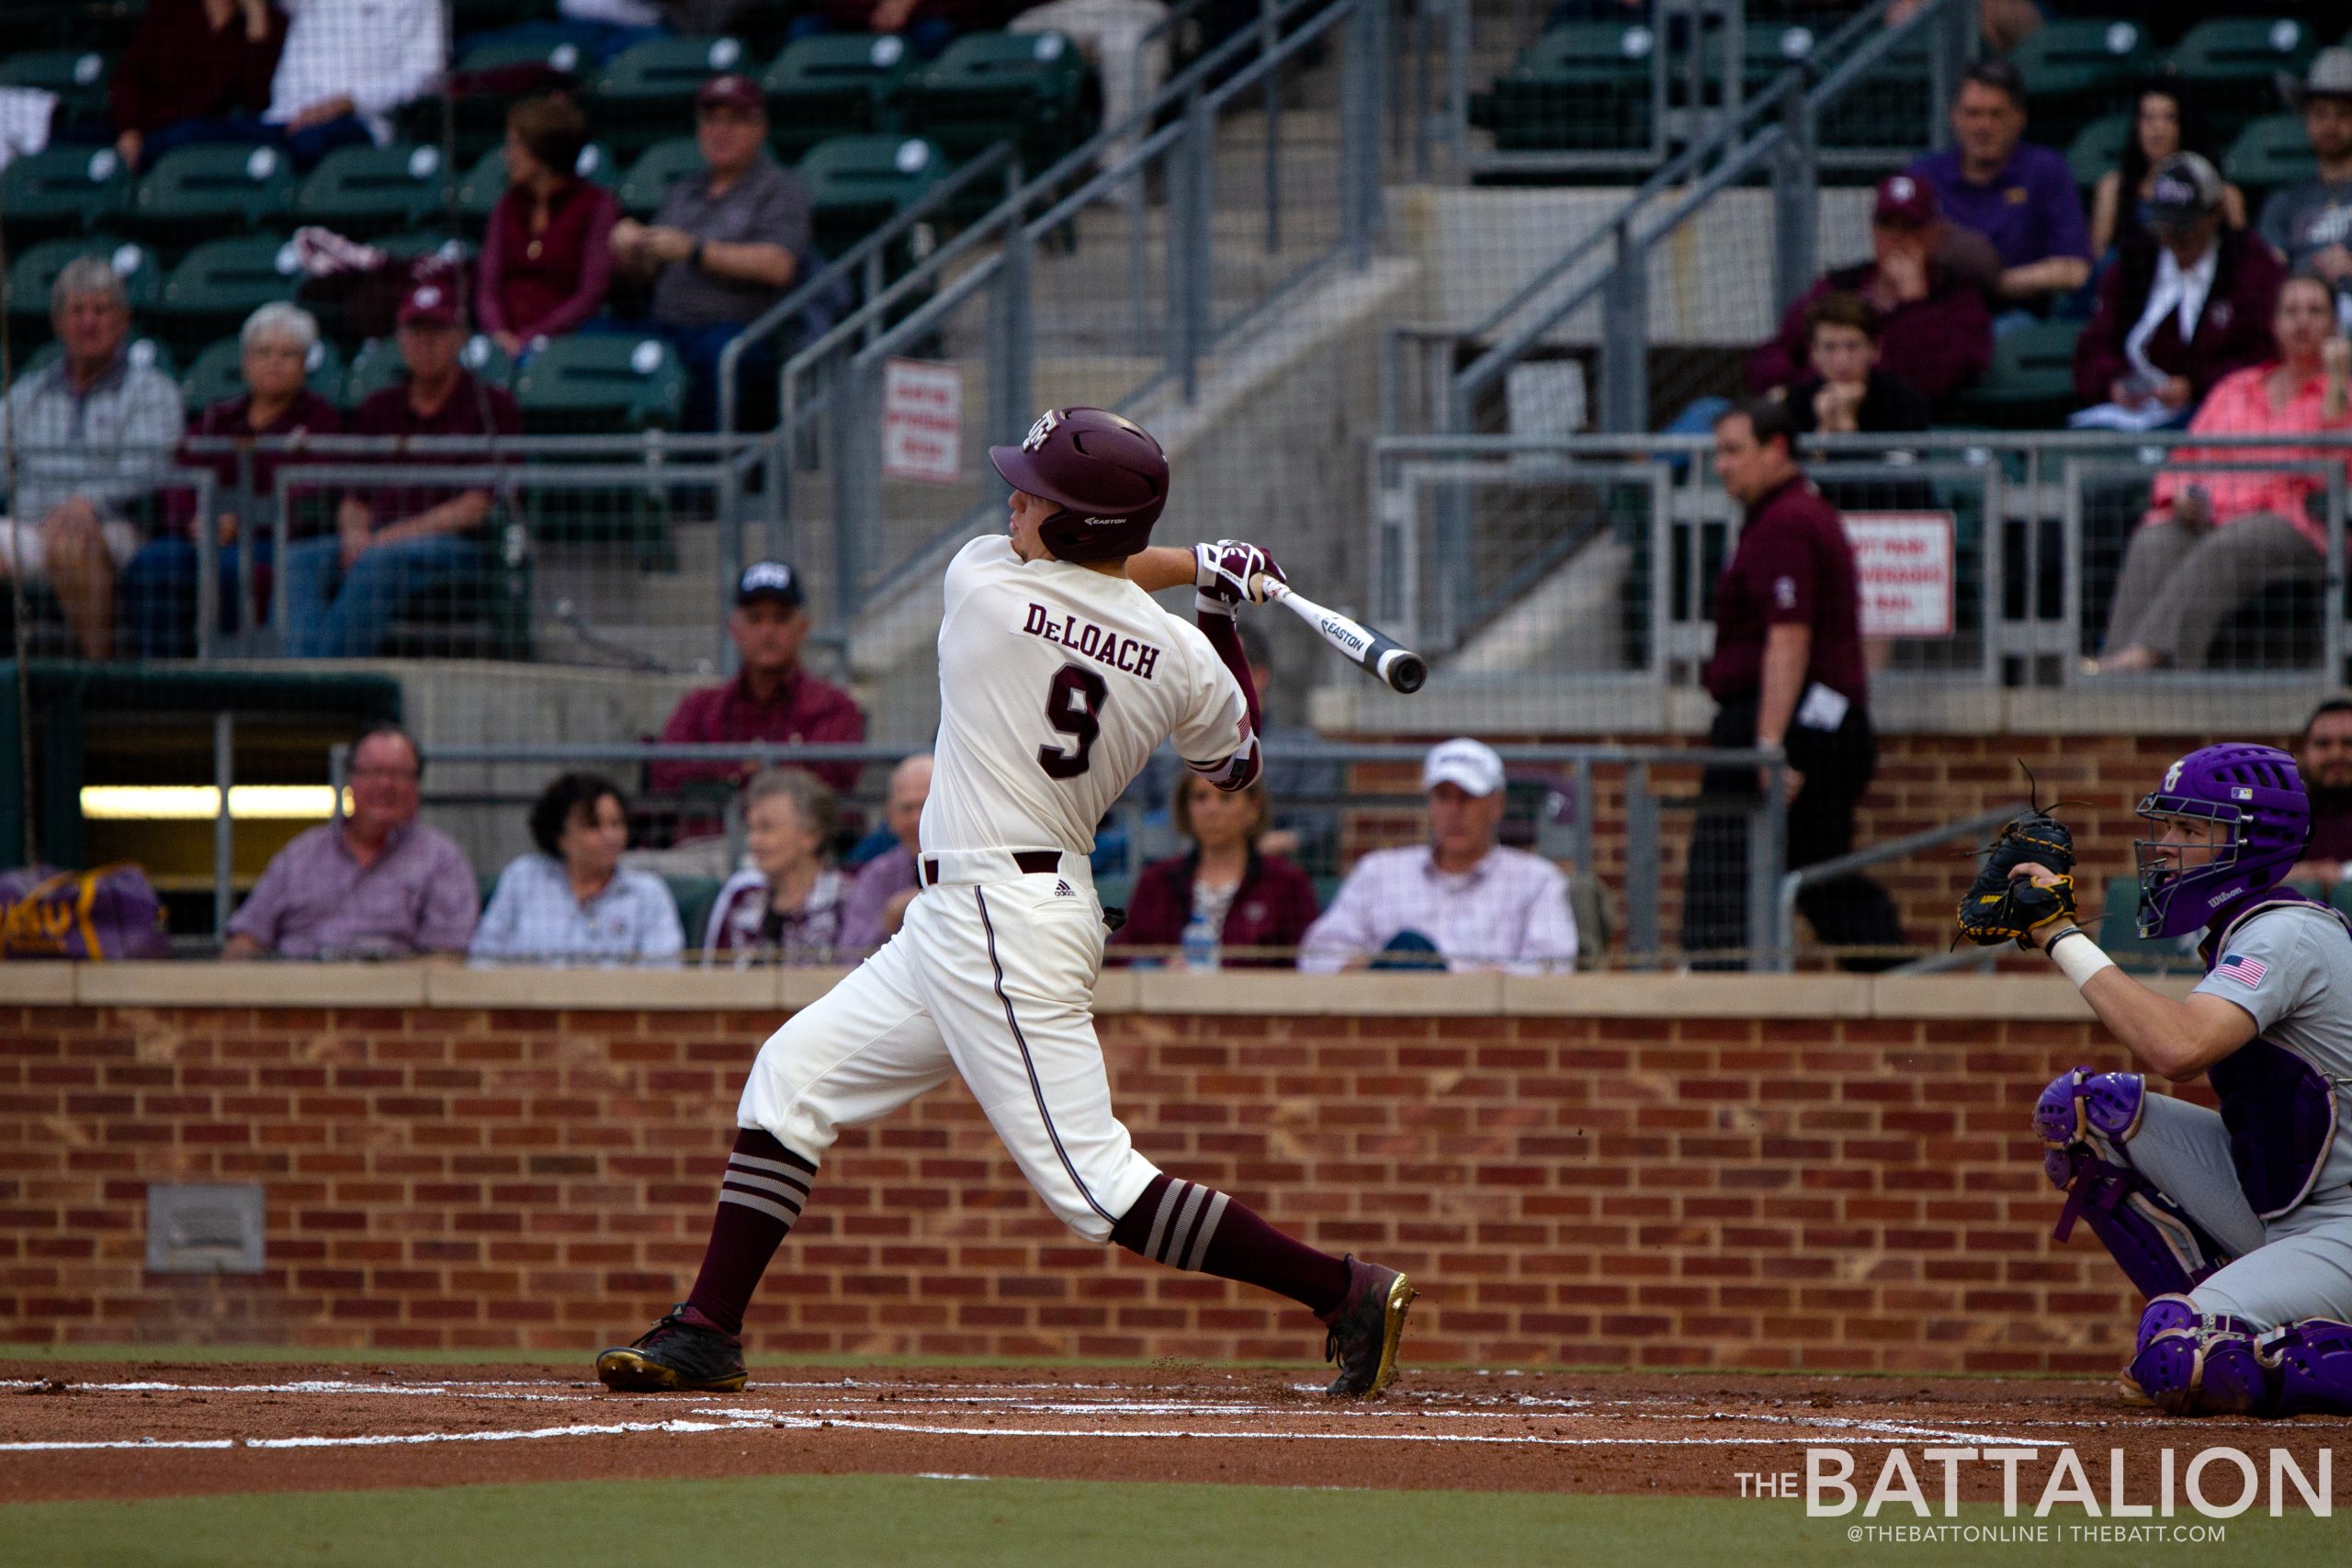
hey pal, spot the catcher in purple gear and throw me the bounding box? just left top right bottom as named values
left=1958, top=744, right=2352, bottom=1416
left=594, top=407, right=1416, bottom=1398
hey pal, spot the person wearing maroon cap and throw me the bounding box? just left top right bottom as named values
left=650, top=560, right=867, bottom=799
left=1746, top=173, right=1993, bottom=413
left=610, top=74, right=813, bottom=431
left=1681, top=398, right=1904, bottom=969
left=278, top=281, right=522, bottom=659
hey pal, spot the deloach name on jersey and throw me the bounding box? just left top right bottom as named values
left=1020, top=603, right=1164, bottom=681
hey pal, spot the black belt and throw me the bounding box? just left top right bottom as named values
left=921, top=850, right=1062, bottom=886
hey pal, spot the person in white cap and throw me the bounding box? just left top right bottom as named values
left=1296, top=738, right=1577, bottom=975
left=2259, top=47, right=2352, bottom=327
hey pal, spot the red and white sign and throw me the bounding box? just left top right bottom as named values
left=881, top=358, right=962, bottom=485
left=1841, top=511, right=1954, bottom=638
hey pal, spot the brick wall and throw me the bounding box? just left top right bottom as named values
left=1341, top=728, right=2269, bottom=954
left=1, top=984, right=2174, bottom=1373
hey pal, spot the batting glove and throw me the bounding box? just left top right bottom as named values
left=1193, top=540, right=1285, bottom=615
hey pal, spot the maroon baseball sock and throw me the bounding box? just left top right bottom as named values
left=681, top=1129, right=818, bottom=1337
left=1111, top=1174, right=1351, bottom=1315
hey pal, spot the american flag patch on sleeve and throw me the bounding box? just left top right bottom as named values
left=2215, top=953, right=2267, bottom=988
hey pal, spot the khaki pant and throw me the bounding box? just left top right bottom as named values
left=2100, top=512, right=2323, bottom=668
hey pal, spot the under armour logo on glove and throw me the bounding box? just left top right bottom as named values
left=1193, top=540, right=1286, bottom=608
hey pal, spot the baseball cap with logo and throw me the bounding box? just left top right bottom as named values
left=2143, top=152, right=2223, bottom=232
left=396, top=280, right=462, bottom=329
left=735, top=559, right=803, bottom=610
left=1871, top=173, right=1937, bottom=229
left=1422, top=738, right=1506, bottom=798
left=695, top=73, right=766, bottom=114
left=2283, top=46, right=2352, bottom=109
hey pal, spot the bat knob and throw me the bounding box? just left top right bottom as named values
left=1386, top=652, right=1428, bottom=694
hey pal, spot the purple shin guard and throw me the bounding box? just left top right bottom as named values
left=2036, top=1068, right=2229, bottom=1299
left=2268, top=1317, right=2352, bottom=1417
left=2127, top=1295, right=2270, bottom=1416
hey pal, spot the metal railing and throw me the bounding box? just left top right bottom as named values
left=1371, top=428, right=2352, bottom=693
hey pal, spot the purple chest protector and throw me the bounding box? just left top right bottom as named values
left=2199, top=891, right=2346, bottom=1219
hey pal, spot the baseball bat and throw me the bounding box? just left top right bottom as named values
left=1252, top=575, right=1428, bottom=694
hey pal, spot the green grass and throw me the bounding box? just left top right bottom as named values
left=2, top=1475, right=2335, bottom=1567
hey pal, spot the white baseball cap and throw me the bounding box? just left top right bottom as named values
left=1422, top=737, right=1505, bottom=797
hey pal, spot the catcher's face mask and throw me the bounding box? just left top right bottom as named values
left=2133, top=803, right=2245, bottom=939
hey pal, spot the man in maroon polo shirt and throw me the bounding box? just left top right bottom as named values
left=650, top=560, right=865, bottom=799
left=1680, top=398, right=1905, bottom=969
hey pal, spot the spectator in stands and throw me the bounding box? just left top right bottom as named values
left=1681, top=399, right=1903, bottom=969
left=705, top=768, right=849, bottom=963
left=1114, top=773, right=1319, bottom=968
left=1298, top=738, right=1577, bottom=975
left=651, top=561, right=867, bottom=797
left=265, top=0, right=447, bottom=166
left=2260, top=49, right=2352, bottom=329
left=608, top=74, right=812, bottom=431
left=2086, top=274, right=2351, bottom=675
left=120, top=302, right=343, bottom=660
left=838, top=752, right=932, bottom=953
left=107, top=0, right=288, bottom=171
left=480, top=96, right=620, bottom=361
left=1747, top=175, right=1989, bottom=414
left=224, top=724, right=479, bottom=959
left=2292, top=697, right=2352, bottom=892
left=279, top=280, right=523, bottom=659
left=1779, top=292, right=1931, bottom=438
left=2088, top=85, right=2246, bottom=261
left=2072, top=153, right=2285, bottom=431
left=0, top=258, right=186, bottom=661
left=786, top=1, right=1006, bottom=62
left=470, top=772, right=684, bottom=964
left=1905, top=61, right=2091, bottom=316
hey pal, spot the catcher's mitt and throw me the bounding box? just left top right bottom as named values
left=1956, top=808, right=2078, bottom=949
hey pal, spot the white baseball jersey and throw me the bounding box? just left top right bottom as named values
left=920, top=535, right=1250, bottom=857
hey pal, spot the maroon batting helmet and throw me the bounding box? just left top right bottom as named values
left=988, top=407, right=1168, bottom=563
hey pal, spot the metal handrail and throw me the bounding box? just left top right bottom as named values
left=1776, top=802, right=2022, bottom=972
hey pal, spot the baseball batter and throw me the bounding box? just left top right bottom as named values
left=596, top=407, right=1416, bottom=1397
left=1958, top=743, right=2352, bottom=1416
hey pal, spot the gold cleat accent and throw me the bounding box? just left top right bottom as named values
left=594, top=1348, right=747, bottom=1394
left=1360, top=1271, right=1418, bottom=1399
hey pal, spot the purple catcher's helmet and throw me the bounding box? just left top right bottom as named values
left=988, top=407, right=1167, bottom=563
left=2135, top=743, right=2311, bottom=939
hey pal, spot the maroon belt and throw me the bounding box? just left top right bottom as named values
left=921, top=850, right=1061, bottom=886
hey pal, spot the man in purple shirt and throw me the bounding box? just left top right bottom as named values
left=1905, top=60, right=2091, bottom=311
left=836, top=751, right=931, bottom=953
left=224, top=726, right=479, bottom=960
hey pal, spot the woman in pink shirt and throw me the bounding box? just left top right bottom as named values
left=2091, top=274, right=2352, bottom=674
left=479, top=96, right=619, bottom=358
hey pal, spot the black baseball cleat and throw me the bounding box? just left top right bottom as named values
left=1318, top=1255, right=1416, bottom=1398
left=594, top=1303, right=747, bottom=1393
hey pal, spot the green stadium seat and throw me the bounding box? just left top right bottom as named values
left=2222, top=113, right=2320, bottom=206
left=0, top=47, right=110, bottom=119
left=152, top=235, right=306, bottom=362
left=455, top=32, right=593, bottom=77
left=897, top=29, right=1097, bottom=166
left=2003, top=18, right=2155, bottom=146
left=666, top=874, right=723, bottom=946
left=2165, top=18, right=2321, bottom=138
left=455, top=141, right=617, bottom=220
left=592, top=35, right=754, bottom=158
left=295, top=143, right=452, bottom=239
left=178, top=334, right=346, bottom=414
left=760, top=33, right=915, bottom=160
left=616, top=135, right=707, bottom=217
left=2065, top=111, right=2132, bottom=190
left=1951, top=319, right=2084, bottom=431
left=6, top=237, right=161, bottom=342
left=511, top=332, right=686, bottom=431
left=0, top=144, right=137, bottom=245
left=130, top=143, right=298, bottom=253
left=1467, top=22, right=1657, bottom=156
left=798, top=134, right=945, bottom=260
left=343, top=333, right=516, bottom=406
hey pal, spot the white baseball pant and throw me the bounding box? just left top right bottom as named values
left=735, top=848, right=1161, bottom=1242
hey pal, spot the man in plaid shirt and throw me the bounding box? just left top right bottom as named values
left=1297, top=738, right=1577, bottom=974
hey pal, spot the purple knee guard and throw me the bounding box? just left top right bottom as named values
left=2268, top=1317, right=2352, bottom=1417
left=2127, top=1295, right=2270, bottom=1416
left=2036, top=1068, right=2229, bottom=1299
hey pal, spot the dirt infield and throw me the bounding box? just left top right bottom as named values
left=6, top=1361, right=2347, bottom=1508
